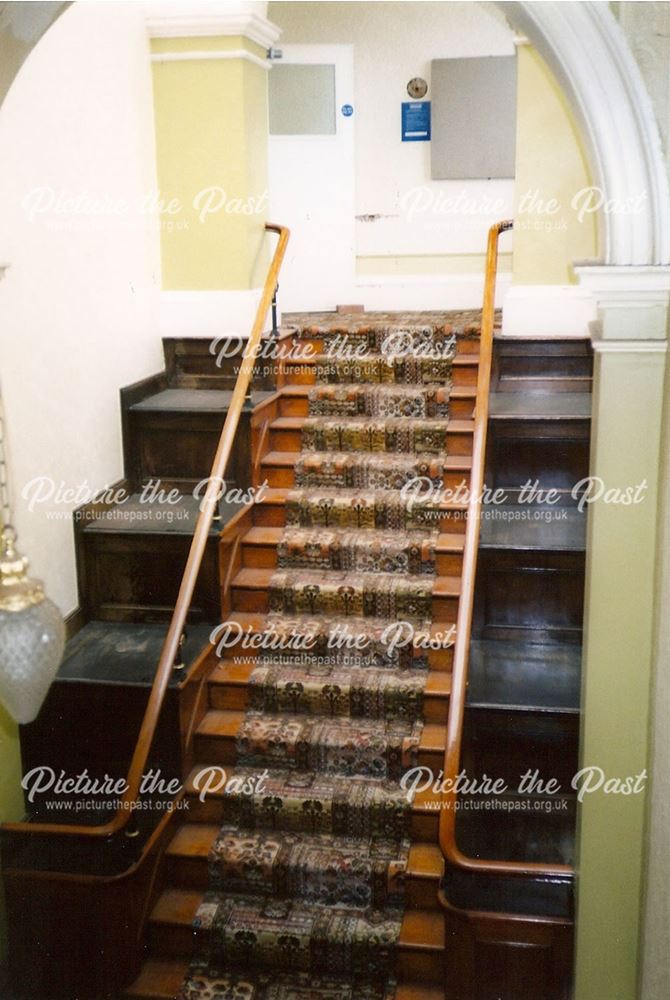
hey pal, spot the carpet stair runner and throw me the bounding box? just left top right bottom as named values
left=126, top=312, right=482, bottom=1000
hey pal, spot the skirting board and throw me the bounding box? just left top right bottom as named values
left=155, top=289, right=266, bottom=339
left=501, top=284, right=597, bottom=337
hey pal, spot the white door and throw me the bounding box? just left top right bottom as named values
left=268, top=45, right=355, bottom=313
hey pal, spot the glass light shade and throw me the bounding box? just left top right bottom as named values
left=0, top=526, right=65, bottom=724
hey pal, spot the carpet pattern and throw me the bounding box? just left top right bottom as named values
left=179, top=312, right=478, bottom=1000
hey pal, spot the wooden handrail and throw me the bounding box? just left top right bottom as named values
left=438, top=220, right=573, bottom=880
left=3, top=222, right=289, bottom=840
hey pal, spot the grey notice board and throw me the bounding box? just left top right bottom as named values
left=430, top=56, right=517, bottom=179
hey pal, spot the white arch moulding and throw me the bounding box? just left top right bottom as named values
left=500, top=0, right=670, bottom=267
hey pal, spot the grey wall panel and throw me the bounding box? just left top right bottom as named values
left=431, top=56, right=517, bottom=179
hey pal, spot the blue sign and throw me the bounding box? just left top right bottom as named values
left=401, top=101, right=431, bottom=142
left=341, top=104, right=354, bottom=117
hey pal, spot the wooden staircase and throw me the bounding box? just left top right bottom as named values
left=1, top=320, right=590, bottom=1000
left=123, top=327, right=481, bottom=999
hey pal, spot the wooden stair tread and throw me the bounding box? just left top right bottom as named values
left=167, top=824, right=219, bottom=858
left=254, top=488, right=289, bottom=505
left=282, top=383, right=476, bottom=398
left=284, top=353, right=477, bottom=367
left=407, top=843, right=445, bottom=879
left=400, top=909, right=445, bottom=950
left=396, top=987, right=445, bottom=1000
left=424, top=673, right=452, bottom=697
left=254, top=487, right=467, bottom=513
left=167, top=823, right=444, bottom=881
left=419, top=724, right=446, bottom=753
left=271, top=415, right=473, bottom=433
left=232, top=566, right=461, bottom=595
left=261, top=450, right=472, bottom=470
left=124, top=958, right=189, bottom=998
left=208, top=613, right=456, bottom=644
left=196, top=709, right=245, bottom=739
left=413, top=787, right=445, bottom=813
left=231, top=566, right=275, bottom=588
left=242, top=526, right=284, bottom=545
left=209, top=660, right=255, bottom=685
left=150, top=887, right=443, bottom=951
left=150, top=887, right=201, bottom=926
left=183, top=765, right=444, bottom=807
left=197, top=710, right=446, bottom=750
left=210, top=660, right=450, bottom=695
left=243, top=527, right=465, bottom=550
left=125, top=959, right=444, bottom=1000
left=437, top=533, right=465, bottom=552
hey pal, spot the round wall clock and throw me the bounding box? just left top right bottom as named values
left=407, top=77, right=428, bottom=99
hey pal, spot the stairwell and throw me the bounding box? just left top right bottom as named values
left=1, top=304, right=590, bottom=1000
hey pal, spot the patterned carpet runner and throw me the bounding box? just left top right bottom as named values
left=178, top=311, right=481, bottom=1000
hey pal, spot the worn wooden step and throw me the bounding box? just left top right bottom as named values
left=279, top=383, right=476, bottom=420
left=268, top=416, right=474, bottom=456
left=229, top=565, right=461, bottom=620
left=293, top=330, right=479, bottom=356
left=259, top=450, right=472, bottom=491
left=207, top=611, right=455, bottom=671
left=164, top=823, right=443, bottom=909
left=147, top=888, right=444, bottom=982
left=240, top=526, right=465, bottom=574
left=281, top=353, right=479, bottom=387
left=251, top=488, right=468, bottom=534
left=207, top=657, right=451, bottom=723
left=182, top=766, right=443, bottom=842
left=123, top=957, right=188, bottom=999
left=193, top=709, right=446, bottom=775
left=124, top=956, right=445, bottom=1000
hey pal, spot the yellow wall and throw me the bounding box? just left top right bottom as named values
left=513, top=45, right=597, bottom=285
left=150, top=37, right=269, bottom=290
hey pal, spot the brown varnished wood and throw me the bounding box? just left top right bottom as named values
left=440, top=889, right=573, bottom=1000
left=145, top=887, right=445, bottom=983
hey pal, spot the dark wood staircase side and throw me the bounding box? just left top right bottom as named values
left=436, top=335, right=593, bottom=999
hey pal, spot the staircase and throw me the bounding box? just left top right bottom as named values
left=124, top=312, right=483, bottom=1000
left=2, top=223, right=586, bottom=1000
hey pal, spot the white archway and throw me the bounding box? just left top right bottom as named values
left=501, top=0, right=670, bottom=266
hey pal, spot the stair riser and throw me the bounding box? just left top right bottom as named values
left=147, top=924, right=194, bottom=960
left=252, top=503, right=468, bottom=534
left=147, top=923, right=444, bottom=984
left=163, top=855, right=440, bottom=910
left=279, top=395, right=476, bottom=420
left=229, top=587, right=459, bottom=621
left=261, top=467, right=472, bottom=492
left=183, top=793, right=441, bottom=842
left=207, top=681, right=450, bottom=724
left=398, top=951, right=444, bottom=986
left=269, top=427, right=474, bottom=457
left=241, top=544, right=464, bottom=576
left=283, top=364, right=478, bottom=388
left=217, top=635, right=454, bottom=671
left=193, top=735, right=444, bottom=774
left=299, top=335, right=479, bottom=357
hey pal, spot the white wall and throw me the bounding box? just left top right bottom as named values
left=0, top=2, right=162, bottom=616
left=269, top=1, right=516, bottom=281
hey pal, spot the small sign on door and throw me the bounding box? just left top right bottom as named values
left=401, top=101, right=431, bottom=142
